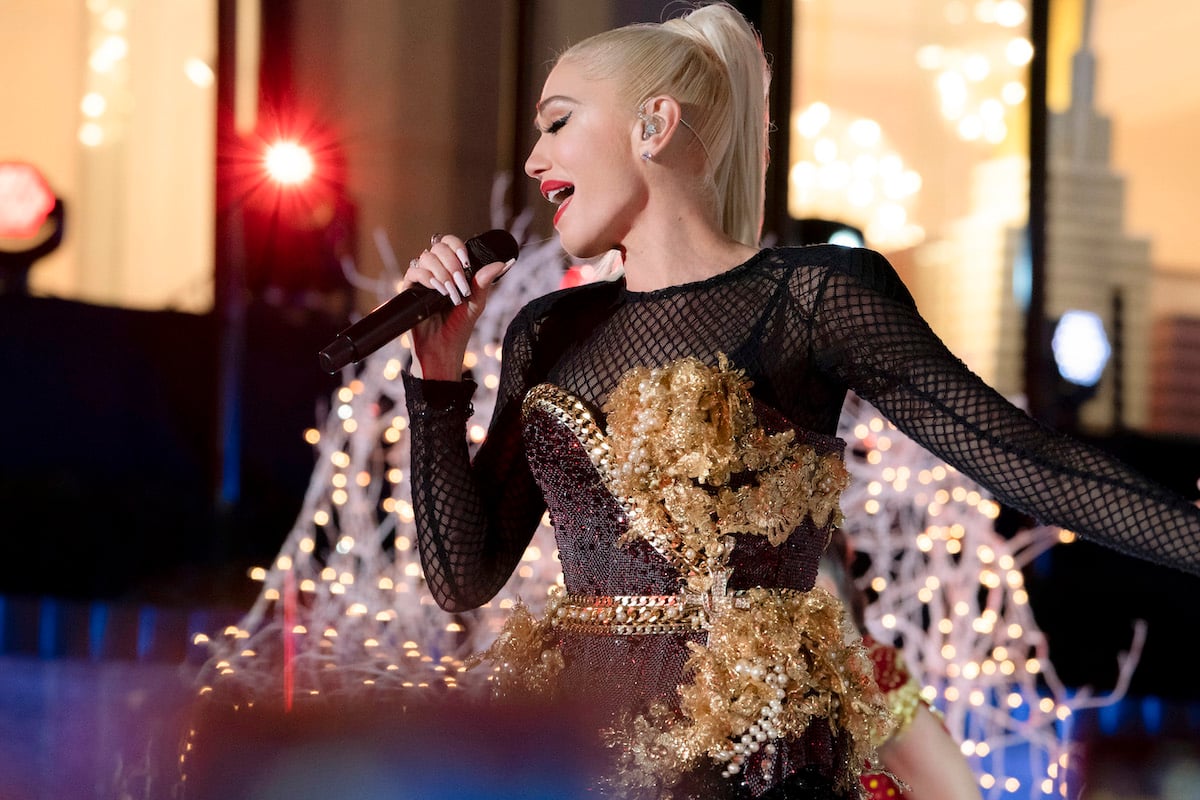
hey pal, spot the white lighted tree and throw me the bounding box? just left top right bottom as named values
left=193, top=179, right=570, bottom=709
left=837, top=392, right=1142, bottom=799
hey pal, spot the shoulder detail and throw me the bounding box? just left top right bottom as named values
left=770, top=244, right=917, bottom=308
left=503, top=277, right=626, bottom=376
left=507, top=278, right=623, bottom=339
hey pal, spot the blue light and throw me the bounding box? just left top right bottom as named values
left=89, top=603, right=109, bottom=661
left=1051, top=310, right=1110, bottom=387
left=828, top=227, right=865, bottom=248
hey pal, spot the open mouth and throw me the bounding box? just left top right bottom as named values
left=543, top=182, right=575, bottom=227
left=552, top=194, right=573, bottom=227
left=546, top=185, right=574, bottom=204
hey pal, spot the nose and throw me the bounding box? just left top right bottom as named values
left=524, top=137, right=548, bottom=180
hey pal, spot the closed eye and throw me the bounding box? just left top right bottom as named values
left=539, top=112, right=572, bottom=135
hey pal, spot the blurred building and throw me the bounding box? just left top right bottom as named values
left=1150, top=316, right=1200, bottom=437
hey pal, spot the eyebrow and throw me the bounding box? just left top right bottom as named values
left=535, top=95, right=576, bottom=115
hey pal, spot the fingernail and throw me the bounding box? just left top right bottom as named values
left=430, top=277, right=447, bottom=295
left=453, top=271, right=471, bottom=297
left=444, top=280, right=461, bottom=305
left=490, top=258, right=516, bottom=285
left=456, top=248, right=470, bottom=270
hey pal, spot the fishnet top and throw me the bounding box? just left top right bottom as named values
left=404, top=244, right=1200, bottom=613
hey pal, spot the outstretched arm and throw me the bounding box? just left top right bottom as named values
left=813, top=248, right=1200, bottom=576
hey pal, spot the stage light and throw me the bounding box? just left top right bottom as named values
left=1045, top=309, right=1111, bottom=431
left=1051, top=310, right=1110, bottom=387
left=828, top=227, right=865, bottom=248
left=0, top=161, right=65, bottom=295
left=235, top=132, right=357, bottom=314
left=0, top=161, right=57, bottom=239
left=264, top=141, right=314, bottom=185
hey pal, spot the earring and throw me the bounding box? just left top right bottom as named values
left=641, top=151, right=653, bottom=161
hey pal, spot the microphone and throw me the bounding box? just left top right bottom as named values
left=318, top=229, right=519, bottom=373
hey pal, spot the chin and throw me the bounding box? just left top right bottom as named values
left=557, top=232, right=605, bottom=261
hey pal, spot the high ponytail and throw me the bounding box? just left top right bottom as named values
left=557, top=2, right=772, bottom=247
left=671, top=3, right=771, bottom=247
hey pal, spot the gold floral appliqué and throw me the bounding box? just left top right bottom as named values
left=602, top=355, right=848, bottom=582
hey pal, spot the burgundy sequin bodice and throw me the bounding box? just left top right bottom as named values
left=521, top=388, right=840, bottom=599
left=518, top=386, right=850, bottom=798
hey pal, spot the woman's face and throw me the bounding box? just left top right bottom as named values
left=525, top=58, right=646, bottom=259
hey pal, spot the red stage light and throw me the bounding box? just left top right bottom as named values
left=0, top=162, right=56, bottom=239
left=264, top=141, right=314, bottom=185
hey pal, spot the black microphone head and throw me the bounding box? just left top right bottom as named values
left=318, top=335, right=357, bottom=374
left=465, top=229, right=520, bottom=271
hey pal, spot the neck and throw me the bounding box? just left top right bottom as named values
left=618, top=210, right=759, bottom=292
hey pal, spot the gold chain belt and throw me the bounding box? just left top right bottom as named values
left=548, top=592, right=708, bottom=635
left=547, top=586, right=811, bottom=636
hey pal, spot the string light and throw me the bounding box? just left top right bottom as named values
left=191, top=197, right=570, bottom=724
left=790, top=103, right=925, bottom=250
left=917, top=0, right=1032, bottom=145
left=839, top=394, right=1142, bottom=796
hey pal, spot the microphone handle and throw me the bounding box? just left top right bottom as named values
left=318, top=283, right=451, bottom=374
left=318, top=230, right=516, bottom=374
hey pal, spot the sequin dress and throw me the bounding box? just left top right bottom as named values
left=402, top=244, right=1200, bottom=798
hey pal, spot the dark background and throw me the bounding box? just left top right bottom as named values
left=0, top=293, right=342, bottom=612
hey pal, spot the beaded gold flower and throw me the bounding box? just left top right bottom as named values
left=602, top=354, right=849, bottom=579
left=463, top=597, right=565, bottom=699
left=604, top=586, right=892, bottom=797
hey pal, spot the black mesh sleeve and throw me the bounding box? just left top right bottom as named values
left=402, top=309, right=548, bottom=611
left=812, top=248, right=1200, bottom=574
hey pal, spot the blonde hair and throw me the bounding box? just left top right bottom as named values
left=557, top=2, right=771, bottom=247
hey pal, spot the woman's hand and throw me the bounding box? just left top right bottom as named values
left=403, top=232, right=510, bottom=380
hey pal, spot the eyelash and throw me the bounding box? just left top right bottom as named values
left=540, top=112, right=571, bottom=135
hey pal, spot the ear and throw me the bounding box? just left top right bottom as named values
left=634, top=95, right=683, bottom=157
